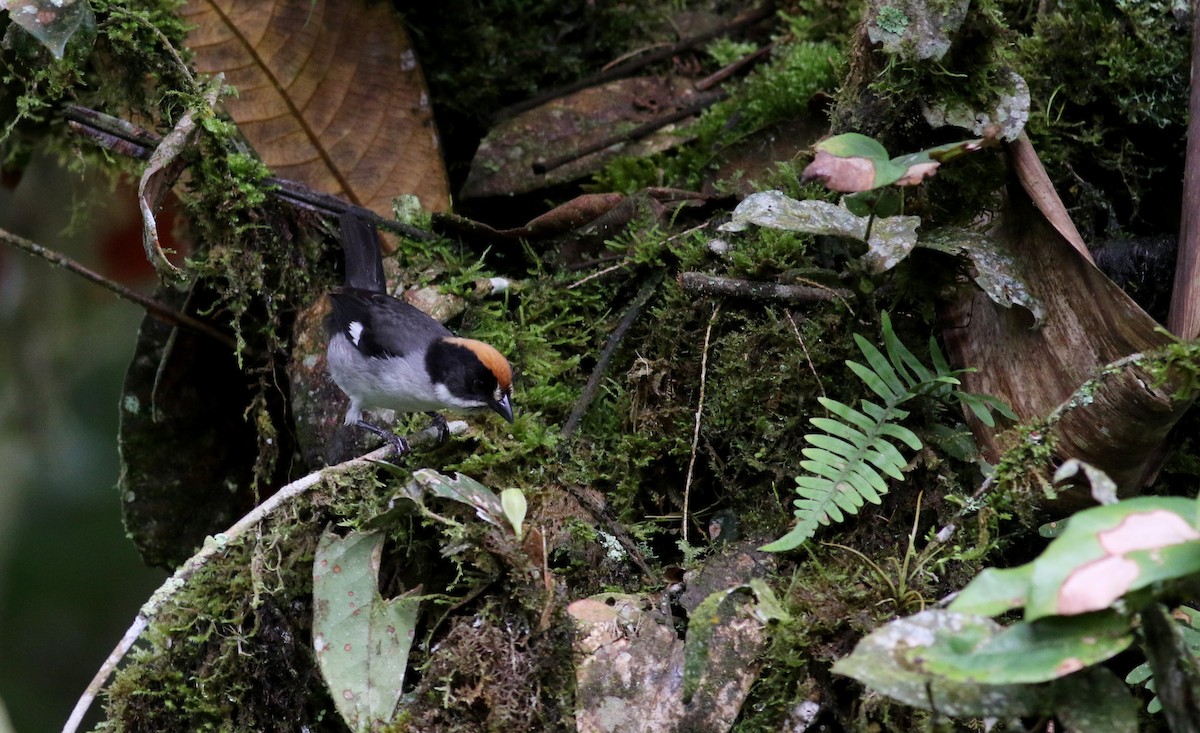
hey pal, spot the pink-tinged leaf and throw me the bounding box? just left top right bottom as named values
left=801, top=150, right=880, bottom=192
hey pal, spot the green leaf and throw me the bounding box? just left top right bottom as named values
left=819, top=396, right=875, bottom=431
left=832, top=609, right=1137, bottom=731
left=854, top=333, right=908, bottom=397
left=950, top=564, right=1034, bottom=616
left=1023, top=497, right=1200, bottom=620
left=815, top=132, right=891, bottom=160
left=920, top=611, right=1134, bottom=684
left=500, top=488, right=527, bottom=540
left=880, top=312, right=931, bottom=385
left=846, top=360, right=901, bottom=402
left=313, top=529, right=421, bottom=732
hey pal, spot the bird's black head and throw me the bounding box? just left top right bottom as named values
left=426, top=337, right=514, bottom=422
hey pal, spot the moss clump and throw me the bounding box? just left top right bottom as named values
left=593, top=34, right=844, bottom=194
left=1012, top=0, right=1190, bottom=239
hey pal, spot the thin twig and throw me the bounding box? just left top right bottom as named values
left=493, top=4, right=775, bottom=122
left=683, top=303, right=720, bottom=543
left=64, top=106, right=435, bottom=242
left=693, top=44, right=773, bottom=92
left=567, top=260, right=630, bottom=289
left=785, top=310, right=827, bottom=402
left=531, top=91, right=727, bottom=176
left=61, top=421, right=458, bottom=733
left=561, top=274, right=663, bottom=441
left=1, top=226, right=241, bottom=353
left=678, top=271, right=853, bottom=304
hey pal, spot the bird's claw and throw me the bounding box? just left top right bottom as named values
left=427, top=413, right=450, bottom=445
left=355, top=420, right=411, bottom=456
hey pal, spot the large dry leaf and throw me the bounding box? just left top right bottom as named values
left=462, top=76, right=705, bottom=199
left=942, top=168, right=1192, bottom=499
left=183, top=0, right=449, bottom=214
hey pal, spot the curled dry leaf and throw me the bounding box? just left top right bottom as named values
left=138, top=77, right=222, bottom=281
left=183, top=0, right=450, bottom=214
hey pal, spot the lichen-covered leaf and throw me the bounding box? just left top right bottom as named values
left=919, top=611, right=1134, bottom=684
left=923, top=69, right=1030, bottom=141
left=183, top=0, right=449, bottom=215
left=718, top=191, right=920, bottom=272
left=832, top=610, right=1038, bottom=716
left=921, top=227, right=1046, bottom=326
left=313, top=529, right=420, bottom=732
left=832, top=609, right=1136, bottom=729
left=410, top=468, right=505, bottom=527
left=1054, top=459, right=1119, bottom=505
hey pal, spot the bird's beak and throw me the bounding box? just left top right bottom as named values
left=492, top=393, right=514, bottom=423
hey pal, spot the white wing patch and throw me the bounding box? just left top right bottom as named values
left=347, top=321, right=364, bottom=347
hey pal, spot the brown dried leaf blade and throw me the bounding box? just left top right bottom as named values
left=942, top=177, right=1192, bottom=498
left=183, top=0, right=449, bottom=214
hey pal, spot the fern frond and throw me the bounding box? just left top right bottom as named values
left=765, top=312, right=1017, bottom=553
left=761, top=397, right=912, bottom=552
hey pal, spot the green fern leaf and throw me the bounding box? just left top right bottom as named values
left=766, top=312, right=1016, bottom=552
left=851, top=335, right=909, bottom=398
left=882, top=312, right=932, bottom=385
left=820, top=397, right=876, bottom=431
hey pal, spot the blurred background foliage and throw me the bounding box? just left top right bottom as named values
left=0, top=151, right=164, bottom=732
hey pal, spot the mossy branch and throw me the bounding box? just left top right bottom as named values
left=62, top=421, right=462, bottom=733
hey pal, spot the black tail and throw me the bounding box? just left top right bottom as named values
left=339, top=212, right=386, bottom=293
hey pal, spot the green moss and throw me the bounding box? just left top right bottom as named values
left=593, top=37, right=843, bottom=193
left=1012, top=0, right=1189, bottom=237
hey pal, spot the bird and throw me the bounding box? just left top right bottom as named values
left=325, top=212, right=514, bottom=455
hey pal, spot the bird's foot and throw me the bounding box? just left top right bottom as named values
left=426, top=412, right=450, bottom=445
left=355, top=420, right=411, bottom=456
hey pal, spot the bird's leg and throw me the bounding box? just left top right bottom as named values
left=425, top=412, right=450, bottom=445
left=354, top=420, right=411, bottom=456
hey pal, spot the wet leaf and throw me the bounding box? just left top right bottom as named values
left=183, top=0, right=449, bottom=215
left=313, top=529, right=420, bottom=732
left=3, top=0, right=94, bottom=58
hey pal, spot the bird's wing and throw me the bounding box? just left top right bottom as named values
left=328, top=289, right=452, bottom=358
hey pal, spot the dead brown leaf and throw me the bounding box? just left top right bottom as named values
left=462, top=76, right=702, bottom=199
left=942, top=167, right=1192, bottom=501
left=183, top=0, right=449, bottom=214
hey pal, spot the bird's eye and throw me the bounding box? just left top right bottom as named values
left=472, top=378, right=485, bottom=391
